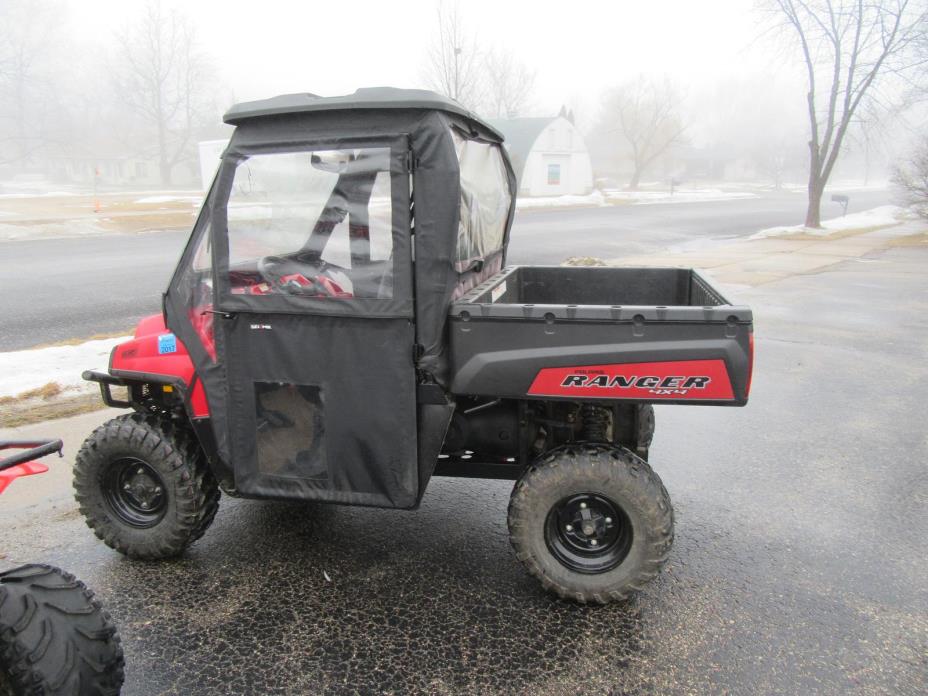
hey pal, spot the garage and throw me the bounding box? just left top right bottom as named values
left=490, top=115, right=593, bottom=197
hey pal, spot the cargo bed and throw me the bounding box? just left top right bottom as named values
left=448, top=266, right=753, bottom=406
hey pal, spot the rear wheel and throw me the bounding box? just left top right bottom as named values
left=74, top=413, right=220, bottom=560
left=0, top=564, right=124, bottom=695
left=508, top=444, right=673, bottom=604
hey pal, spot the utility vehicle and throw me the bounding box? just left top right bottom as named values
left=1, top=440, right=124, bottom=695
left=76, top=88, right=753, bottom=603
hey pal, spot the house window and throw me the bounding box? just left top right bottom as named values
left=547, top=164, right=561, bottom=185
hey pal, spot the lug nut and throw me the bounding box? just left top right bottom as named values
left=137, top=468, right=144, bottom=475
left=605, top=517, right=612, bottom=524
left=590, top=539, right=598, bottom=546
left=565, top=524, right=573, bottom=532
left=154, top=487, right=162, bottom=494
left=140, top=502, right=149, bottom=509
left=123, top=484, right=131, bottom=491
left=580, top=502, right=587, bottom=509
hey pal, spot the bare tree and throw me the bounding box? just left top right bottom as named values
left=892, top=138, right=928, bottom=216
left=0, top=0, right=64, bottom=167
left=483, top=48, right=536, bottom=118
left=771, top=0, right=928, bottom=227
left=422, top=2, right=483, bottom=111
left=113, top=1, right=216, bottom=186
left=603, top=76, right=686, bottom=190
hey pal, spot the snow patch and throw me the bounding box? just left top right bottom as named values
left=0, top=191, right=79, bottom=199
left=604, top=188, right=759, bottom=205
left=751, top=205, right=904, bottom=239
left=516, top=191, right=606, bottom=209
left=135, top=195, right=203, bottom=204
left=0, top=220, right=108, bottom=241
left=0, top=337, right=130, bottom=398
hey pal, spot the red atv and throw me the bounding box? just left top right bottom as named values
left=75, top=87, right=753, bottom=603
left=0, top=441, right=124, bottom=695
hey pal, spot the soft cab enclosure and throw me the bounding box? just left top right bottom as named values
left=159, top=88, right=517, bottom=509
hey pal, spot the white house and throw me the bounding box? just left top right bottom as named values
left=489, top=116, right=593, bottom=197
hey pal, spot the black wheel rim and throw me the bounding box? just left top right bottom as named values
left=102, top=457, right=167, bottom=528
left=545, top=493, right=633, bottom=574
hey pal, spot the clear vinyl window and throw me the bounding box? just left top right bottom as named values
left=178, top=214, right=216, bottom=362
left=226, top=148, right=394, bottom=299
left=451, top=130, right=512, bottom=266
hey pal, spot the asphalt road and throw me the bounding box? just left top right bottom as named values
left=0, top=188, right=892, bottom=351
left=1, top=241, right=925, bottom=694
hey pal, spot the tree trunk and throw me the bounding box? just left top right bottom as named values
left=157, top=120, right=171, bottom=187
left=627, top=168, right=641, bottom=191
left=805, top=176, right=823, bottom=228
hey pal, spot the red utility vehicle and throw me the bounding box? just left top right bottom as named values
left=76, top=88, right=753, bottom=603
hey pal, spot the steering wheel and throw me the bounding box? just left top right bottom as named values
left=256, top=255, right=339, bottom=297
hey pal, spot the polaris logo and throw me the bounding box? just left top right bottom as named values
left=561, top=374, right=710, bottom=395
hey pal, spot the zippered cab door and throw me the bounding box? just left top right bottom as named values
left=210, top=137, right=418, bottom=508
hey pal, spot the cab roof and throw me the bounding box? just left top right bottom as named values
left=223, top=87, right=503, bottom=140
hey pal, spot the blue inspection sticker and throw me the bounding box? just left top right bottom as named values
left=158, top=333, right=177, bottom=355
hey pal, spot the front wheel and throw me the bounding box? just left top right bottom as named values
left=74, top=413, right=220, bottom=560
left=508, top=444, right=673, bottom=604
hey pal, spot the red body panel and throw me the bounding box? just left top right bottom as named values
left=0, top=462, right=48, bottom=495
left=528, top=360, right=735, bottom=401
left=111, top=313, right=210, bottom=417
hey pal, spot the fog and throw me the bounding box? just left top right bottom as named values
left=0, top=0, right=922, bottom=191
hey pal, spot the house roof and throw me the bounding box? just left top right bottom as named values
left=224, top=87, right=503, bottom=139
left=487, top=117, right=556, bottom=184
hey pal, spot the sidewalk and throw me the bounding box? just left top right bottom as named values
left=609, top=217, right=928, bottom=287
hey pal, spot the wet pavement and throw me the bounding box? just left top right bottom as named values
left=2, top=245, right=927, bottom=694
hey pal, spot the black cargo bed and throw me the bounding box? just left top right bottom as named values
left=452, top=266, right=750, bottom=324
left=466, top=266, right=728, bottom=307
left=448, top=266, right=754, bottom=405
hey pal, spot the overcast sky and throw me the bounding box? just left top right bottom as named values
left=66, top=0, right=795, bottom=118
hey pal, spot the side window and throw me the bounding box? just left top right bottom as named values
left=179, top=215, right=216, bottom=361
left=451, top=130, right=512, bottom=266
left=225, top=148, right=394, bottom=299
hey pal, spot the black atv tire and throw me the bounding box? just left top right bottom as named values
left=0, top=564, right=124, bottom=695
left=508, top=444, right=673, bottom=604
left=74, top=413, right=219, bottom=560
left=636, top=404, right=655, bottom=450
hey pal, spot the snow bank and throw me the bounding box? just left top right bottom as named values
left=604, top=188, right=758, bottom=205
left=516, top=191, right=606, bottom=209
left=751, top=205, right=904, bottom=239
left=515, top=187, right=760, bottom=210
left=0, top=337, right=129, bottom=398
left=0, top=220, right=108, bottom=241
left=0, top=191, right=79, bottom=199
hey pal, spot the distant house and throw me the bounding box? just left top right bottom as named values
left=489, top=116, right=593, bottom=197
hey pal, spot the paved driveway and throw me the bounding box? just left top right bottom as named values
left=1, top=243, right=925, bottom=695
